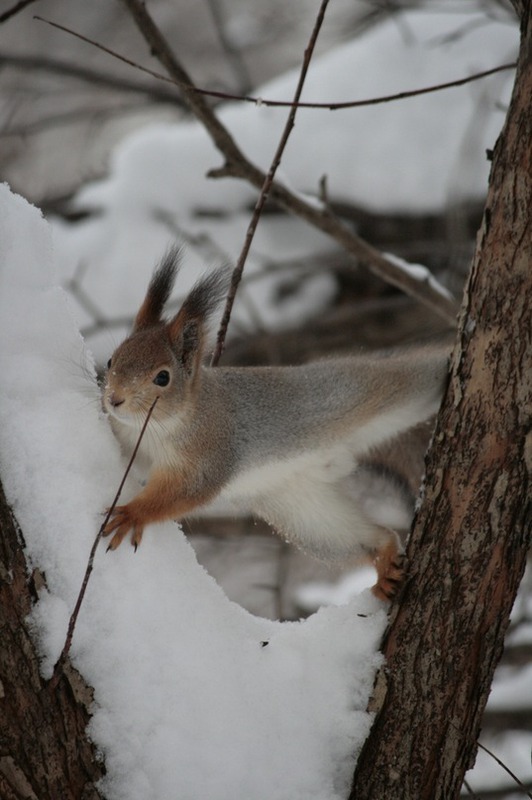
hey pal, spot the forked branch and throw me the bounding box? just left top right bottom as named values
left=119, top=0, right=459, bottom=325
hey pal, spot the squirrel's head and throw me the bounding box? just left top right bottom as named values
left=102, top=247, right=228, bottom=426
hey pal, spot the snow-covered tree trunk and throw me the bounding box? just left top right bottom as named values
left=350, top=4, right=532, bottom=798
left=0, top=482, right=104, bottom=799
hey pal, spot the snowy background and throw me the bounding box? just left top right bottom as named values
left=1, top=1, right=531, bottom=797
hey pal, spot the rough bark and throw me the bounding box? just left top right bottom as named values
left=0, top=482, right=105, bottom=800
left=350, top=5, right=532, bottom=799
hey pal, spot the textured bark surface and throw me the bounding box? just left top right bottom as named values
left=0, top=482, right=105, bottom=800
left=351, top=6, right=532, bottom=800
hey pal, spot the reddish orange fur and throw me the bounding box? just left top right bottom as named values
left=103, top=468, right=216, bottom=550
left=372, top=538, right=406, bottom=601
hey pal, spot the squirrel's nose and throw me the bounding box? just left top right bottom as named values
left=108, top=393, right=125, bottom=408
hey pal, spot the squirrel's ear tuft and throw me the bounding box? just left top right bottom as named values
left=179, top=268, right=229, bottom=325
left=133, top=246, right=181, bottom=331
left=167, top=268, right=229, bottom=375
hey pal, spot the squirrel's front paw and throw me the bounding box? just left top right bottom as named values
left=103, top=505, right=145, bottom=551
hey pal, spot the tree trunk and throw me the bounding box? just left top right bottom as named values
left=0, top=482, right=105, bottom=800
left=350, top=5, right=532, bottom=799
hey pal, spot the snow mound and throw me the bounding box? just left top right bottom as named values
left=0, top=182, right=388, bottom=799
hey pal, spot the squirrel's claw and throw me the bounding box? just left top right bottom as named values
left=131, top=526, right=144, bottom=551
left=372, top=542, right=406, bottom=602
left=103, top=505, right=145, bottom=551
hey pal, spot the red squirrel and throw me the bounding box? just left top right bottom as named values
left=102, top=248, right=448, bottom=600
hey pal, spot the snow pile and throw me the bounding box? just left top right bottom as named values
left=0, top=182, right=388, bottom=799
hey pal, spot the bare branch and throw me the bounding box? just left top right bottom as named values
left=461, top=781, right=532, bottom=800
left=34, top=10, right=459, bottom=322
left=164, top=61, right=517, bottom=111
left=33, top=18, right=515, bottom=112
left=119, top=0, right=458, bottom=324
left=33, top=15, right=182, bottom=91
left=462, top=779, right=482, bottom=799
left=477, top=741, right=532, bottom=799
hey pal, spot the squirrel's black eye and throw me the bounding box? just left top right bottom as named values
left=106, top=358, right=112, bottom=370
left=153, top=370, right=170, bottom=387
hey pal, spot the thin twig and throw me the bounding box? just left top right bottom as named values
left=49, top=398, right=158, bottom=690
left=33, top=18, right=514, bottom=111
left=33, top=15, right=178, bottom=88
left=0, top=0, right=39, bottom=24
left=155, top=61, right=516, bottom=110
left=463, top=778, right=482, bottom=799
left=299, top=62, right=516, bottom=110
left=476, top=740, right=532, bottom=799
left=211, top=0, right=332, bottom=364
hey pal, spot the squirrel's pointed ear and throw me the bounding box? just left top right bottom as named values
left=167, top=268, right=229, bottom=375
left=133, top=246, right=181, bottom=331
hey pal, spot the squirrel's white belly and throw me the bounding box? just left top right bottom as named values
left=220, top=444, right=356, bottom=505
left=219, top=444, right=384, bottom=560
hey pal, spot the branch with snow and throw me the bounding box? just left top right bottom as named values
left=383, top=252, right=455, bottom=302
left=120, top=0, right=459, bottom=323
left=49, top=0, right=454, bottom=325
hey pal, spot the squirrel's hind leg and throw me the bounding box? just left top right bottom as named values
left=251, top=476, right=406, bottom=601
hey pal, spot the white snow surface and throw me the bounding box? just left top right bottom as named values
left=0, top=182, right=388, bottom=799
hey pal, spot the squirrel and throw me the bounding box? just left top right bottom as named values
left=102, top=248, right=449, bottom=600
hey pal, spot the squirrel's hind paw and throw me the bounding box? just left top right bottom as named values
left=372, top=539, right=406, bottom=602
